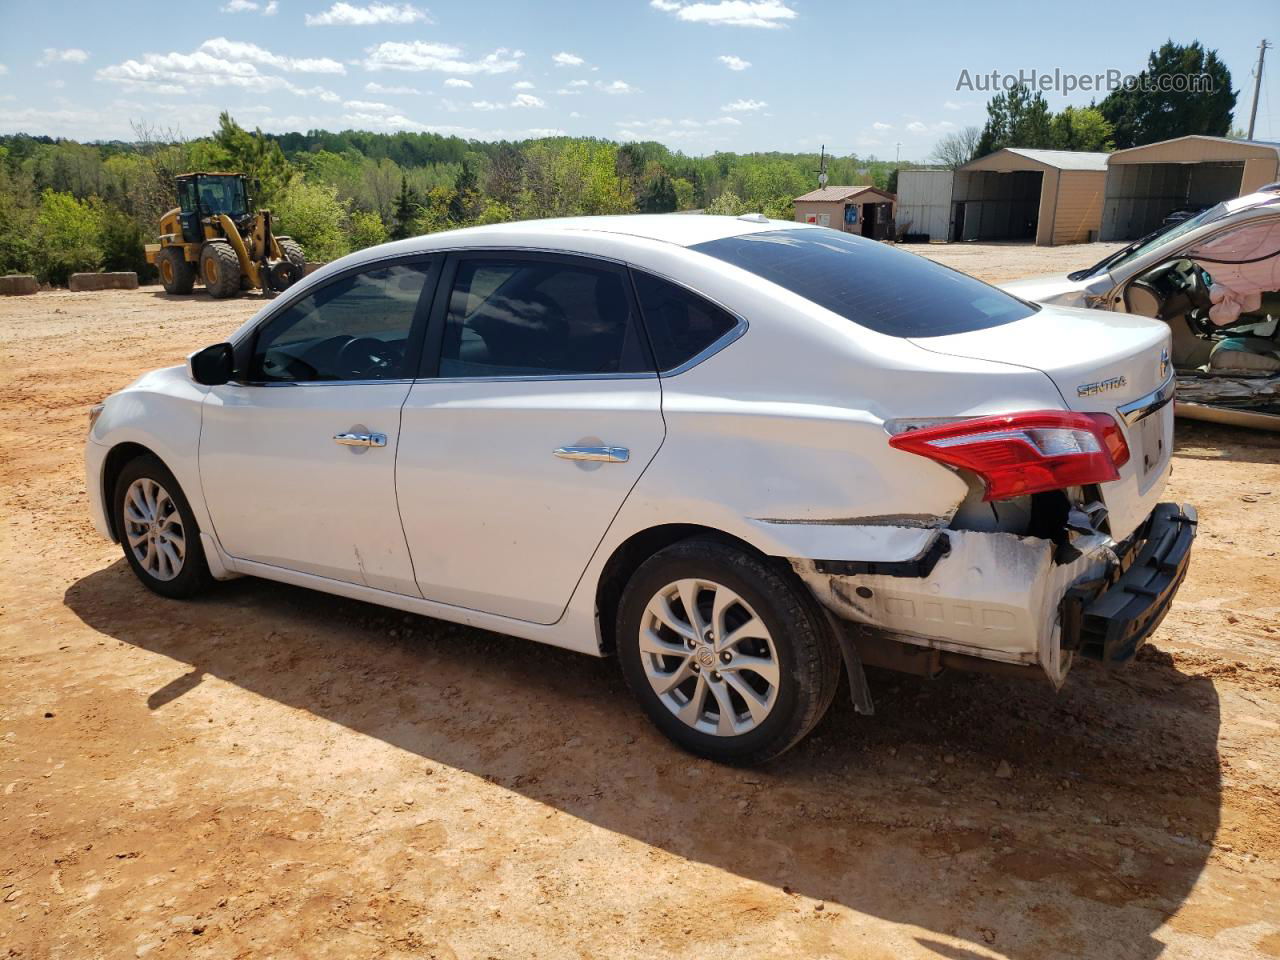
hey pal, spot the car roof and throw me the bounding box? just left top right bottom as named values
left=339, top=214, right=817, bottom=269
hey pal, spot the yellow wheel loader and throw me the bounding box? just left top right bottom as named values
left=145, top=173, right=305, bottom=299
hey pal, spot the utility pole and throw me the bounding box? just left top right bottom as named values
left=815, top=144, right=829, bottom=188
left=895, top=142, right=901, bottom=163
left=1247, top=39, right=1272, bottom=140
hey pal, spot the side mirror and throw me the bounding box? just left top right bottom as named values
left=189, top=342, right=235, bottom=386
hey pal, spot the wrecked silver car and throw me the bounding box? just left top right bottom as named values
left=1003, top=186, right=1280, bottom=431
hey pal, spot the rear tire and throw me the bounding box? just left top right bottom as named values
left=113, top=455, right=213, bottom=599
left=157, top=247, right=195, bottom=295
left=200, top=243, right=241, bottom=299
left=616, top=538, right=841, bottom=765
left=277, top=238, right=306, bottom=291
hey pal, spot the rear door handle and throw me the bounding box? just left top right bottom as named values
left=334, top=432, right=387, bottom=448
left=554, top=445, right=629, bottom=463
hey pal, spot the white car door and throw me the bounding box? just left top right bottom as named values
left=396, top=252, right=665, bottom=624
left=200, top=258, right=438, bottom=595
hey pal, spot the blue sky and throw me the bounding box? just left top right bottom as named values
left=0, top=0, right=1276, bottom=159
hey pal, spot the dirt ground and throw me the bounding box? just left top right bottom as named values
left=2, top=242, right=1279, bottom=960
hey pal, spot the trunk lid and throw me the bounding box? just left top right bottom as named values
left=909, top=304, right=1174, bottom=539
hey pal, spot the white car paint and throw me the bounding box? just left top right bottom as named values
left=86, top=214, right=1185, bottom=685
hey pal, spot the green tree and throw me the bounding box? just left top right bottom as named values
left=390, top=175, right=421, bottom=240
left=975, top=84, right=1054, bottom=156
left=347, top=210, right=387, bottom=251
left=671, top=177, right=696, bottom=210
left=212, top=112, right=292, bottom=205
left=637, top=169, right=678, bottom=213
left=1098, top=41, right=1236, bottom=148
left=705, top=190, right=747, bottom=216
left=273, top=181, right=348, bottom=261
left=1050, top=106, right=1115, bottom=152
left=448, top=161, right=481, bottom=224
left=34, top=190, right=103, bottom=284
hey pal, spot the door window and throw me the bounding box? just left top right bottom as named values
left=438, top=258, right=651, bottom=377
left=250, top=262, right=432, bottom=382
left=631, top=271, right=739, bottom=371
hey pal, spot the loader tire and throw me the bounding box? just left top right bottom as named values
left=279, top=238, right=305, bottom=271
left=157, top=247, right=196, bottom=295
left=200, top=243, right=241, bottom=299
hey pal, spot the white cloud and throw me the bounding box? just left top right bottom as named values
left=651, top=0, right=797, bottom=29
left=872, top=121, right=891, bottom=131
left=365, top=80, right=421, bottom=94
left=721, top=97, right=765, bottom=112
left=596, top=80, right=635, bottom=95
left=39, top=48, right=89, bottom=67
left=97, top=43, right=341, bottom=98
left=264, top=1, right=279, bottom=13
left=343, top=99, right=393, bottom=112
left=306, top=2, right=429, bottom=26
left=512, top=80, right=534, bottom=90
left=199, top=37, right=345, bottom=73
left=363, top=41, right=523, bottom=75
left=943, top=100, right=975, bottom=111
left=471, top=92, right=546, bottom=111
left=443, top=77, right=472, bottom=88
left=717, top=54, right=750, bottom=70
left=708, top=115, right=741, bottom=126
left=905, top=120, right=927, bottom=133
left=555, top=88, right=580, bottom=96
left=569, top=79, right=589, bottom=87
left=569, top=111, right=581, bottom=118
left=552, top=51, right=585, bottom=67
left=221, top=0, right=259, bottom=11
left=0, top=64, right=9, bottom=76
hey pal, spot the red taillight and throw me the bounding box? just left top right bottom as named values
left=888, top=411, right=1130, bottom=502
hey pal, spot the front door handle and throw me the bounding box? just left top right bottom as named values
left=334, top=432, right=387, bottom=448
left=554, top=445, right=629, bottom=463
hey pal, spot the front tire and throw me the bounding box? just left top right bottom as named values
left=200, top=242, right=241, bottom=299
left=617, top=538, right=841, bottom=765
left=157, top=247, right=196, bottom=294
left=113, top=455, right=212, bottom=599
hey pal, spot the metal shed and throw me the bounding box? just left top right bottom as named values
left=953, top=148, right=1108, bottom=246
left=895, top=170, right=954, bottom=242
left=1100, top=135, right=1280, bottom=241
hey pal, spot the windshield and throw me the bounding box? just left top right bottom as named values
left=195, top=176, right=248, bottom=216
left=1073, top=202, right=1229, bottom=280
left=691, top=228, right=1036, bottom=338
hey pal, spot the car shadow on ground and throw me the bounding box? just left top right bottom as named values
left=1173, top=419, right=1280, bottom=464
left=65, top=561, right=1222, bottom=958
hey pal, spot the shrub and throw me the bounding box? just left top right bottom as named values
left=273, top=181, right=349, bottom=262
left=347, top=210, right=387, bottom=251
left=34, top=190, right=104, bottom=285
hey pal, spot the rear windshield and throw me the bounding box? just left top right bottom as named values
left=691, top=228, right=1036, bottom=337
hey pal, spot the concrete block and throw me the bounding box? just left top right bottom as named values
left=68, top=272, right=139, bottom=292
left=0, top=274, right=39, bottom=296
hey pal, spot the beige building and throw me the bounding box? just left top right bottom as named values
left=953, top=148, right=1108, bottom=246
left=1101, top=135, right=1280, bottom=240
left=793, top=186, right=897, bottom=240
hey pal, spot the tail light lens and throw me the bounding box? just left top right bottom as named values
left=888, top=411, right=1130, bottom=502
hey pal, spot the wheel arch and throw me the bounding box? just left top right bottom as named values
left=101, top=441, right=163, bottom=542
left=594, top=523, right=769, bottom=656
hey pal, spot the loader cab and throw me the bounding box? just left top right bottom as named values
left=176, top=174, right=249, bottom=242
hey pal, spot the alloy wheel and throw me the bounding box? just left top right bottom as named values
left=639, top=578, right=780, bottom=736
left=123, top=477, right=186, bottom=581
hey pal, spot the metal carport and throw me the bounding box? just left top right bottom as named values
left=1100, top=135, right=1280, bottom=241
left=953, top=148, right=1108, bottom=246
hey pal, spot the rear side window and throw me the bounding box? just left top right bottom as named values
left=691, top=228, right=1036, bottom=337
left=439, top=258, right=651, bottom=378
left=631, top=271, right=738, bottom=371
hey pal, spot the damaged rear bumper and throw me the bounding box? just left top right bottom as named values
left=792, top=501, right=1196, bottom=686
left=1060, top=503, right=1197, bottom=665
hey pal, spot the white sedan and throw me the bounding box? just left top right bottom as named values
left=85, top=215, right=1196, bottom=764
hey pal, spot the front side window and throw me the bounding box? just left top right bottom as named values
left=631, top=271, right=738, bottom=371
left=196, top=176, right=248, bottom=217
left=250, top=262, right=432, bottom=382
left=691, top=228, right=1035, bottom=338
left=438, top=258, right=651, bottom=378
